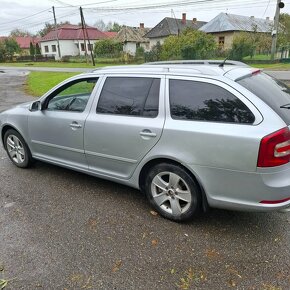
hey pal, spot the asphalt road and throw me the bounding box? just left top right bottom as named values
left=0, top=71, right=290, bottom=290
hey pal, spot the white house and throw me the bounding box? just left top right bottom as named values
left=115, top=23, right=150, bottom=56
left=40, top=24, right=107, bottom=60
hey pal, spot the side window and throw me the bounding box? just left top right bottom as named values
left=46, top=78, right=98, bottom=112
left=169, top=79, right=255, bottom=124
left=96, top=77, right=160, bottom=117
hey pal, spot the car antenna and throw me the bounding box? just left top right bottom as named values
left=219, top=57, right=228, bottom=68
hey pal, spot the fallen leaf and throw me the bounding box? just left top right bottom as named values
left=205, top=249, right=220, bottom=258
left=150, top=210, right=158, bottom=216
left=228, top=279, right=236, bottom=287
left=112, top=260, right=122, bottom=272
left=151, top=239, right=158, bottom=246
left=171, top=268, right=175, bottom=274
left=184, top=233, right=189, bottom=237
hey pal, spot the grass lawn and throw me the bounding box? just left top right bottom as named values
left=0, top=62, right=108, bottom=69
left=26, top=71, right=79, bottom=96
left=249, top=62, right=290, bottom=70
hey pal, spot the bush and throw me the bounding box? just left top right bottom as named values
left=144, top=42, right=162, bottom=62
left=94, top=39, right=122, bottom=57
left=161, top=29, right=216, bottom=60
left=229, top=33, right=255, bottom=61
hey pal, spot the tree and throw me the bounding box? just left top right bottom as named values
left=229, top=33, right=255, bottom=60
left=35, top=43, right=41, bottom=55
left=161, top=28, right=216, bottom=60
left=109, top=22, right=121, bottom=32
left=94, top=39, right=122, bottom=56
left=278, top=13, right=290, bottom=50
left=0, top=37, right=21, bottom=61
left=29, top=42, right=35, bottom=56
left=10, top=28, right=32, bottom=37
left=94, top=19, right=106, bottom=31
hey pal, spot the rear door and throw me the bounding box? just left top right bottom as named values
left=84, top=74, right=165, bottom=179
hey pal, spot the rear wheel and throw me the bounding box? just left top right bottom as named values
left=4, top=129, right=33, bottom=168
left=145, top=163, right=201, bottom=222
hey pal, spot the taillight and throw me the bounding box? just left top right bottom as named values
left=257, top=127, right=290, bottom=167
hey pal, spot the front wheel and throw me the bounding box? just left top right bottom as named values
left=4, top=129, right=33, bottom=168
left=145, top=163, right=202, bottom=222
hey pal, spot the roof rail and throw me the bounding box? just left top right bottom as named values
left=145, top=60, right=249, bottom=67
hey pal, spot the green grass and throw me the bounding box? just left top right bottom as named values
left=0, top=61, right=108, bottom=68
left=249, top=62, right=290, bottom=70
left=243, top=54, right=271, bottom=61
left=26, top=71, right=78, bottom=96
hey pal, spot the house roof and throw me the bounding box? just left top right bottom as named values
left=145, top=17, right=207, bottom=38
left=0, top=36, right=40, bottom=49
left=103, top=31, right=118, bottom=38
left=41, top=25, right=107, bottom=42
left=200, top=13, right=273, bottom=33
left=15, top=36, right=40, bottom=49
left=115, top=26, right=150, bottom=43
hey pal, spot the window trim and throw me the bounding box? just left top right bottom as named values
left=41, top=76, right=101, bottom=113
left=166, top=75, right=263, bottom=125
left=95, top=74, right=164, bottom=118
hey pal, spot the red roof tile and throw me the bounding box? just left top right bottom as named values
left=41, top=25, right=107, bottom=41
left=0, top=36, right=40, bottom=49
left=103, top=31, right=117, bottom=38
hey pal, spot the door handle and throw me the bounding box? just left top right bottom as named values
left=140, top=130, right=157, bottom=138
left=70, top=122, right=82, bottom=129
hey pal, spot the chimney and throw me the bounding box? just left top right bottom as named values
left=192, top=17, right=197, bottom=23
left=266, top=17, right=270, bottom=21
left=250, top=16, right=254, bottom=19
left=182, top=13, right=186, bottom=24
left=140, top=23, right=144, bottom=29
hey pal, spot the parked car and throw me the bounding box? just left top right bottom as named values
left=1, top=63, right=290, bottom=221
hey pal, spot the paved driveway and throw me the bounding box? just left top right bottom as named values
left=0, top=71, right=290, bottom=289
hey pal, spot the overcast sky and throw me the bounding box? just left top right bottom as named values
left=0, top=0, right=290, bottom=35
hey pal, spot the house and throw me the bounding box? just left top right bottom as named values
left=145, top=13, right=206, bottom=49
left=115, top=23, right=150, bottom=56
left=199, top=13, right=273, bottom=50
left=0, top=36, right=40, bottom=56
left=40, top=24, right=107, bottom=60
left=103, top=31, right=118, bottom=39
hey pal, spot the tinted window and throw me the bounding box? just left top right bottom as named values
left=47, top=78, right=98, bottom=112
left=97, top=77, right=160, bottom=117
left=237, top=72, right=290, bottom=125
left=169, top=79, right=255, bottom=123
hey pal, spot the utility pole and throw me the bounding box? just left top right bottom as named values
left=271, top=0, right=285, bottom=60
left=52, top=6, right=61, bottom=59
left=80, top=7, right=95, bottom=66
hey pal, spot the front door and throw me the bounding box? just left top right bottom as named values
left=28, top=77, right=100, bottom=170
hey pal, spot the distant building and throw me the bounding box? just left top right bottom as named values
left=145, top=13, right=206, bottom=49
left=40, top=24, right=107, bottom=60
left=0, top=36, right=40, bottom=56
left=115, top=23, right=150, bottom=56
left=103, top=31, right=118, bottom=39
left=200, top=13, right=273, bottom=50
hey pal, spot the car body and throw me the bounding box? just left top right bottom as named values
left=1, top=63, right=290, bottom=221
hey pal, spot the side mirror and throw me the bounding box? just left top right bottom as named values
left=29, top=101, right=41, bottom=112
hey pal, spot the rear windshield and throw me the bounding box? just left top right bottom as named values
left=237, top=72, right=290, bottom=124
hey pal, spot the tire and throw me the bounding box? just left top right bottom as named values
left=4, top=129, right=34, bottom=168
left=145, top=163, right=201, bottom=222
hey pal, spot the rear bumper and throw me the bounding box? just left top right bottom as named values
left=187, top=163, right=290, bottom=212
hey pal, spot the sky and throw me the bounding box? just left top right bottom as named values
left=0, top=0, right=290, bottom=35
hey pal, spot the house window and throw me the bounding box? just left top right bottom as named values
left=44, top=46, right=49, bottom=53
left=218, top=36, right=225, bottom=48
left=52, top=45, right=56, bottom=52
left=87, top=44, right=93, bottom=51
left=80, top=43, right=85, bottom=51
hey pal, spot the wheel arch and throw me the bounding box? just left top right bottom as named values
left=138, top=158, right=209, bottom=212
left=1, top=125, right=24, bottom=149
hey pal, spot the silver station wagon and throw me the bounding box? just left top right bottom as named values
left=1, top=62, right=290, bottom=221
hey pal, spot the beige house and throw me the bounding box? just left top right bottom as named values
left=200, top=13, right=273, bottom=50
left=115, top=24, right=150, bottom=56
left=145, top=13, right=206, bottom=49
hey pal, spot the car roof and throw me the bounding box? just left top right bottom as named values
left=88, top=62, right=258, bottom=81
